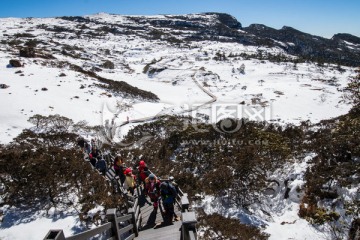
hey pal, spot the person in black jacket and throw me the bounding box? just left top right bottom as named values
left=160, top=182, right=177, bottom=225
left=95, top=157, right=107, bottom=176
left=89, top=146, right=100, bottom=167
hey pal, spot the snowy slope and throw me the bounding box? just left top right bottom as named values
left=0, top=14, right=355, bottom=145
left=0, top=13, right=357, bottom=239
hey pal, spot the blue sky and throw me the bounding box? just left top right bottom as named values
left=1, top=0, right=359, bottom=38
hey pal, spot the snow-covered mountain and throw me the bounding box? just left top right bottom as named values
left=0, top=13, right=359, bottom=239
left=1, top=12, right=357, bottom=143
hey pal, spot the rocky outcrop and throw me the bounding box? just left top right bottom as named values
left=59, top=16, right=91, bottom=23
left=0, top=84, right=10, bottom=89
left=130, top=13, right=360, bottom=66
left=19, top=47, right=35, bottom=58
left=32, top=12, right=360, bottom=66
left=244, top=24, right=360, bottom=66
left=9, top=59, right=22, bottom=67
left=332, top=33, right=360, bottom=45
left=58, top=12, right=360, bottom=66
left=101, top=60, right=115, bottom=69
left=205, top=12, right=242, bottom=29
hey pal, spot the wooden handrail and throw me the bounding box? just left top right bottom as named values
left=118, top=224, right=134, bottom=235
left=116, top=214, right=133, bottom=222
left=66, top=223, right=112, bottom=240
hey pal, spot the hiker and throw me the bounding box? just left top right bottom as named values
left=137, top=160, right=149, bottom=186
left=160, top=181, right=177, bottom=224
left=89, top=146, right=100, bottom=159
left=77, top=137, right=91, bottom=154
left=114, top=156, right=126, bottom=184
left=144, top=174, right=161, bottom=212
left=123, top=168, right=136, bottom=195
left=168, top=176, right=179, bottom=220
left=84, top=141, right=91, bottom=154
left=91, top=138, right=96, bottom=148
left=95, top=156, right=107, bottom=176
left=77, top=137, right=86, bottom=150
left=89, top=146, right=100, bottom=167
left=169, top=176, right=179, bottom=193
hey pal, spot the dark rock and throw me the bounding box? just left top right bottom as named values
left=59, top=73, right=66, bottom=77
left=101, top=60, right=115, bottom=69
left=0, top=84, right=10, bottom=89
left=41, top=87, right=48, bottom=91
left=9, top=59, right=22, bottom=67
left=147, top=66, right=166, bottom=76
left=20, top=47, right=35, bottom=58
left=38, top=53, right=55, bottom=59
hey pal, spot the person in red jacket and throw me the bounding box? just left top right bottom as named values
left=137, top=160, right=149, bottom=186
left=144, top=174, right=161, bottom=212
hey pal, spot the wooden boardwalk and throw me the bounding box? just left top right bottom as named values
left=44, top=155, right=197, bottom=240
left=135, top=188, right=182, bottom=239
left=137, top=221, right=182, bottom=240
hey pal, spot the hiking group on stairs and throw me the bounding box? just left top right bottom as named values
left=77, top=137, right=179, bottom=226
left=115, top=157, right=179, bottom=226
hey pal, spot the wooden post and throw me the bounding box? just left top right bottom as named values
left=106, top=208, right=121, bottom=240
left=135, top=183, right=141, bottom=197
left=181, top=212, right=197, bottom=240
left=43, top=230, right=65, bottom=240
left=129, top=207, right=139, bottom=237
left=181, top=193, right=190, bottom=212
left=181, top=224, right=185, bottom=240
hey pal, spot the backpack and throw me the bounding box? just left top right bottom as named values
left=95, top=158, right=107, bottom=171
left=161, top=182, right=177, bottom=204
left=168, top=182, right=177, bottom=196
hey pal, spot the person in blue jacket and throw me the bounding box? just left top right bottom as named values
left=160, top=182, right=177, bottom=224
